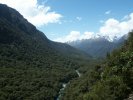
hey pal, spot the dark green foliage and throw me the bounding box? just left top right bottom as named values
left=0, top=4, right=91, bottom=100
left=63, top=31, right=133, bottom=100
left=2, top=3, right=133, bottom=100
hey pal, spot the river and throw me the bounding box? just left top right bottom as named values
left=76, top=70, right=81, bottom=77
left=55, top=70, right=81, bottom=100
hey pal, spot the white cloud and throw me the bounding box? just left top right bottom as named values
left=55, top=31, right=81, bottom=42
left=105, top=10, right=111, bottom=15
left=76, top=17, right=82, bottom=21
left=100, top=13, right=133, bottom=41
left=0, top=0, right=62, bottom=27
left=80, top=32, right=95, bottom=40
left=55, top=12, right=133, bottom=42
left=100, top=18, right=120, bottom=39
left=122, top=15, right=129, bottom=21
left=54, top=31, right=96, bottom=42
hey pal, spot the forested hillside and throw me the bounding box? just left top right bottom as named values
left=0, top=4, right=92, bottom=100
left=62, top=31, right=133, bottom=100
left=1, top=3, right=132, bottom=100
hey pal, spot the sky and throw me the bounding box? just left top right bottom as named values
left=0, top=0, right=133, bottom=42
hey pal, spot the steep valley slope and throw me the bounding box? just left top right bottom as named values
left=0, top=4, right=93, bottom=100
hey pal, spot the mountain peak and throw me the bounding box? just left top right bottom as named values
left=0, top=3, right=90, bottom=59
left=67, top=35, right=126, bottom=58
left=0, top=4, right=38, bottom=35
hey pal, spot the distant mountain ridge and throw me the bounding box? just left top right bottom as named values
left=67, top=35, right=127, bottom=58
left=62, top=31, right=133, bottom=100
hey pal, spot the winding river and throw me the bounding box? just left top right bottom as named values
left=56, top=70, right=81, bottom=100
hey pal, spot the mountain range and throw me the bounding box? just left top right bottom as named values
left=0, top=3, right=131, bottom=100
left=62, top=30, right=133, bottom=100
left=67, top=35, right=127, bottom=58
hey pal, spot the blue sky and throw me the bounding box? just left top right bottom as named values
left=38, top=0, right=133, bottom=41
left=1, top=0, right=133, bottom=42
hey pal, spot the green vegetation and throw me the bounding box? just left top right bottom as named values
left=1, top=4, right=133, bottom=100
left=62, top=31, right=133, bottom=100
left=0, top=4, right=92, bottom=100
left=0, top=18, right=78, bottom=99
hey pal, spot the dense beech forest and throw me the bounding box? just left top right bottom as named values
left=0, top=4, right=94, bottom=100
left=1, top=4, right=133, bottom=100
left=62, top=31, right=133, bottom=100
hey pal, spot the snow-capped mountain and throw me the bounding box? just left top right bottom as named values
left=67, top=35, right=127, bottom=58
